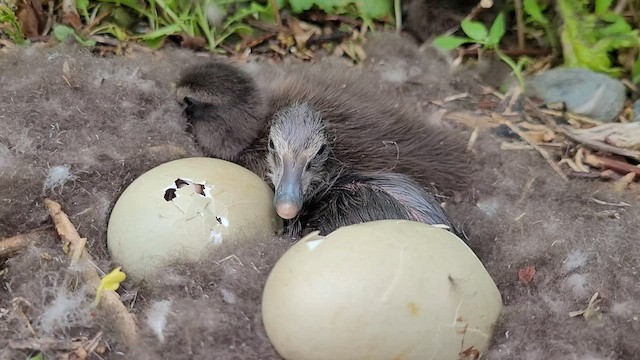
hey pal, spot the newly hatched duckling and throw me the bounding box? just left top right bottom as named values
left=177, top=60, right=471, bottom=232
left=266, top=102, right=463, bottom=237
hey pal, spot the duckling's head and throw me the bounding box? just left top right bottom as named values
left=267, top=102, right=331, bottom=219
left=176, top=61, right=264, bottom=160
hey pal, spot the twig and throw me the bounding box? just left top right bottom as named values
left=394, top=0, right=402, bottom=32
left=590, top=198, right=630, bottom=207
left=517, top=177, right=537, bottom=205
left=562, top=129, right=640, bottom=161
left=305, top=11, right=363, bottom=26
left=9, top=338, right=78, bottom=351
left=492, top=113, right=569, bottom=182
left=0, top=230, right=49, bottom=258
left=306, top=30, right=352, bottom=47
left=43, top=198, right=141, bottom=346
left=614, top=0, right=628, bottom=14
left=524, top=98, right=640, bottom=161
left=270, top=0, right=281, bottom=27
left=42, top=0, right=54, bottom=37
left=513, top=0, right=525, bottom=50
left=12, top=297, right=36, bottom=336
left=583, top=153, right=640, bottom=177
left=467, top=127, right=480, bottom=152
left=461, top=46, right=552, bottom=58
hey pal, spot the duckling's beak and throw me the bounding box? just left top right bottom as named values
left=274, top=155, right=305, bottom=219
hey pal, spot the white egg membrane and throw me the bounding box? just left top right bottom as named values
left=1, top=33, right=639, bottom=360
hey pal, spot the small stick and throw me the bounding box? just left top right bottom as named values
left=561, top=129, right=640, bottom=161
left=12, top=297, right=36, bottom=336
left=513, top=0, right=525, bottom=50
left=43, top=198, right=141, bottom=346
left=9, top=338, right=78, bottom=351
left=0, top=228, right=51, bottom=258
left=0, top=233, right=37, bottom=258
left=583, top=153, right=640, bottom=177
left=517, top=177, right=536, bottom=205
left=492, top=113, right=569, bottom=182
left=270, top=0, right=281, bottom=27
left=467, top=126, right=480, bottom=152
left=524, top=98, right=640, bottom=161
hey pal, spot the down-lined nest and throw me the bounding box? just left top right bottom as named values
left=1, top=33, right=639, bottom=360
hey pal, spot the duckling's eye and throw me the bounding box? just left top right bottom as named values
left=268, top=139, right=275, bottom=150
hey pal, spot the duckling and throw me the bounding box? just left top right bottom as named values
left=178, top=60, right=471, bottom=181
left=266, top=102, right=463, bottom=237
left=177, top=60, right=472, bottom=226
left=287, top=171, right=463, bottom=238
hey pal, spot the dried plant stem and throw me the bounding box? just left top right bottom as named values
left=583, top=153, right=640, bottom=177
left=492, top=113, right=569, bottom=182
left=513, top=0, right=525, bottom=50
left=270, top=0, right=281, bottom=27
left=0, top=231, right=46, bottom=258
left=43, top=198, right=141, bottom=346
left=524, top=98, right=640, bottom=161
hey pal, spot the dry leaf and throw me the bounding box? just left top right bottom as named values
left=177, top=34, right=206, bottom=50
left=62, top=12, right=83, bottom=30
left=287, top=17, right=319, bottom=49
left=568, top=122, right=640, bottom=149
left=518, top=265, right=536, bottom=284
left=17, top=0, right=45, bottom=38
left=569, top=292, right=602, bottom=320
left=613, top=172, right=636, bottom=192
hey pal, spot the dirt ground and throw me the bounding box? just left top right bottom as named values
left=1, top=32, right=639, bottom=360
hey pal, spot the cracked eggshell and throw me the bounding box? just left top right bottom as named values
left=107, top=157, right=282, bottom=281
left=262, top=220, right=502, bottom=360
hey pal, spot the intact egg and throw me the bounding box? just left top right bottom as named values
left=261, top=220, right=502, bottom=360
left=107, top=157, right=282, bottom=281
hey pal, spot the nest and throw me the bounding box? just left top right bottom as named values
left=1, top=33, right=639, bottom=360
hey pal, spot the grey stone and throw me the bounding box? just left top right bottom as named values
left=526, top=68, right=626, bottom=122
left=633, top=99, right=640, bottom=122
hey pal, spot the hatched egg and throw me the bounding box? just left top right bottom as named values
left=107, top=157, right=282, bottom=281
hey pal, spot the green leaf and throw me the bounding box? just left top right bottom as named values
left=141, top=23, right=183, bottom=40
left=53, top=25, right=76, bottom=41
left=91, top=23, right=129, bottom=41
left=77, top=0, right=90, bottom=19
left=487, top=12, right=506, bottom=47
left=460, top=19, right=488, bottom=42
left=223, top=1, right=270, bottom=29
left=98, top=0, right=152, bottom=18
left=595, top=0, right=613, bottom=15
left=632, top=57, right=640, bottom=84
left=596, top=16, right=633, bottom=37
left=523, top=0, right=548, bottom=25
left=28, top=353, right=44, bottom=360
left=432, top=36, right=472, bottom=50
left=143, top=35, right=166, bottom=49
left=73, top=34, right=97, bottom=47
left=285, top=0, right=391, bottom=20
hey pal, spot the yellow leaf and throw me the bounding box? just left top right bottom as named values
left=93, top=266, right=126, bottom=307
left=101, top=266, right=126, bottom=291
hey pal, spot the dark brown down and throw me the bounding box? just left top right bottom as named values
left=177, top=60, right=473, bottom=196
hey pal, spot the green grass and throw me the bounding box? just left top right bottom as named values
left=0, top=3, right=27, bottom=44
